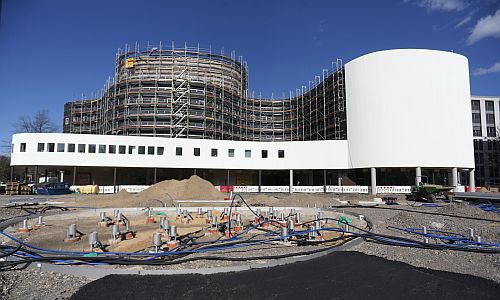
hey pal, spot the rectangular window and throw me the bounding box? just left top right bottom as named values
left=261, top=150, right=268, bottom=158
left=88, top=144, right=96, bottom=153
left=108, top=145, right=116, bottom=154
left=211, top=148, right=218, bottom=157
left=128, top=146, right=135, bottom=154
left=228, top=149, right=235, bottom=157
left=98, top=144, right=106, bottom=153
left=138, top=146, right=145, bottom=155
left=176, top=147, right=182, bottom=156
left=148, top=146, right=155, bottom=155
left=20, top=143, right=26, bottom=152
left=245, top=149, right=251, bottom=158
left=278, top=150, right=285, bottom=158
left=119, top=145, right=126, bottom=154
left=473, top=126, right=482, bottom=137
left=57, top=143, right=65, bottom=152
left=485, top=100, right=494, bottom=111
left=487, top=127, right=496, bottom=137
left=157, top=147, right=164, bottom=155
left=48, top=143, right=55, bottom=152
left=471, top=100, right=480, bottom=111
left=486, top=114, right=495, bottom=125
left=194, top=148, right=200, bottom=156
left=472, top=113, right=481, bottom=123
left=68, top=143, right=75, bottom=152
left=78, top=144, right=86, bottom=153
left=37, top=143, right=45, bottom=152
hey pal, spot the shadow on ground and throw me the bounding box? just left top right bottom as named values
left=70, top=251, right=499, bottom=300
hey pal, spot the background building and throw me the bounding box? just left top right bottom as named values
left=471, top=95, right=500, bottom=187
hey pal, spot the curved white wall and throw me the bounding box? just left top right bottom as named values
left=345, top=49, right=474, bottom=169
left=10, top=133, right=349, bottom=170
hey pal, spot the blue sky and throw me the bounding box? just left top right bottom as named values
left=0, top=0, right=499, bottom=152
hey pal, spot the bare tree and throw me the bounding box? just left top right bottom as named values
left=14, top=110, right=58, bottom=133
left=0, top=155, right=10, bottom=182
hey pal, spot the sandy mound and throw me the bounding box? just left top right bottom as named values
left=136, top=175, right=224, bottom=201
left=74, top=175, right=224, bottom=208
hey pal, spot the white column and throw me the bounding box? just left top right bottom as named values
left=415, top=167, right=422, bottom=185
left=370, top=167, right=377, bottom=195
left=469, top=169, right=475, bottom=193
left=289, top=170, right=294, bottom=193
left=59, top=170, right=64, bottom=183
left=451, top=167, right=458, bottom=191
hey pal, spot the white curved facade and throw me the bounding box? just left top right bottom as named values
left=345, top=49, right=474, bottom=169
left=10, top=133, right=349, bottom=170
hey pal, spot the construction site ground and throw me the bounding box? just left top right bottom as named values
left=0, top=177, right=499, bottom=299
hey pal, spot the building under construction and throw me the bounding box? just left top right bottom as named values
left=63, top=42, right=347, bottom=142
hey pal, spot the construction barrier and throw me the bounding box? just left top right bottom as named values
left=292, top=186, right=325, bottom=193
left=376, top=186, right=412, bottom=194
left=216, top=185, right=376, bottom=194
left=118, top=185, right=150, bottom=193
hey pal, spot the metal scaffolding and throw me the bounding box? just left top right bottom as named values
left=63, top=42, right=347, bottom=141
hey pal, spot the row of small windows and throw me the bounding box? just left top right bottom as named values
left=29, top=143, right=285, bottom=158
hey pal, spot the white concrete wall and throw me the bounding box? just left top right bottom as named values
left=10, top=133, right=349, bottom=170
left=345, top=49, right=474, bottom=169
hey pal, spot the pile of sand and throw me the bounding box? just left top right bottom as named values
left=136, top=175, right=224, bottom=202
left=74, top=175, right=224, bottom=208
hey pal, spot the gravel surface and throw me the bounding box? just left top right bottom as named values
left=0, top=270, right=91, bottom=300
left=1, top=196, right=499, bottom=298
left=347, top=203, right=500, bottom=283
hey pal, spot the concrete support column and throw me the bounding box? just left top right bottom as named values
left=258, top=170, right=262, bottom=193
left=370, top=167, right=377, bottom=195
left=59, top=170, right=64, bottom=183
left=193, top=168, right=197, bottom=176
left=308, top=170, right=314, bottom=185
left=10, top=167, right=13, bottom=182
left=153, top=168, right=157, bottom=184
left=72, top=167, right=77, bottom=186
left=323, top=169, right=327, bottom=193
left=451, top=167, right=458, bottom=191
left=415, top=167, right=422, bottom=185
left=469, top=169, right=475, bottom=192
left=113, top=167, right=117, bottom=194
left=289, top=169, right=294, bottom=193
left=226, top=169, right=230, bottom=186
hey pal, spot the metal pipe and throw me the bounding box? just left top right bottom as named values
left=89, top=232, right=98, bottom=247
left=68, top=224, right=77, bottom=238
left=112, top=224, right=119, bottom=240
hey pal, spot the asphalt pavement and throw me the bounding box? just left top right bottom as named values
left=70, top=251, right=499, bottom=300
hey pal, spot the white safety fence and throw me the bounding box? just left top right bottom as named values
left=71, top=185, right=150, bottom=194
left=74, top=185, right=413, bottom=194
left=375, top=186, right=412, bottom=194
